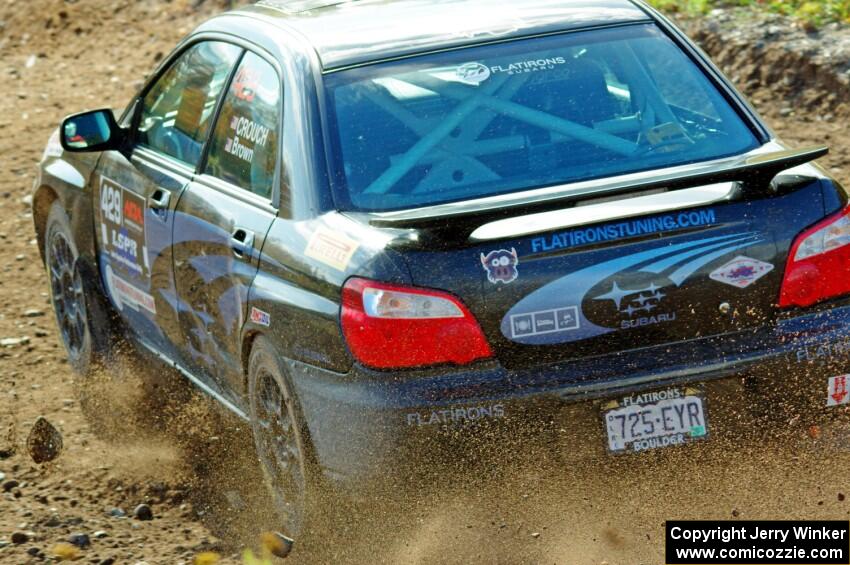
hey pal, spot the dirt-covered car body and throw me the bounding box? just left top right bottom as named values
left=32, top=0, right=850, bottom=491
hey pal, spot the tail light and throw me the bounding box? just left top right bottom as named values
left=779, top=205, right=850, bottom=308
left=341, top=278, right=493, bottom=369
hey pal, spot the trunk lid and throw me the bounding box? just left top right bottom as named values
left=382, top=153, right=831, bottom=371
left=479, top=199, right=780, bottom=368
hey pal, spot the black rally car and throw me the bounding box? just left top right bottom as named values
left=33, top=0, right=850, bottom=538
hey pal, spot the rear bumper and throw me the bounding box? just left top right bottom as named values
left=286, top=302, right=850, bottom=491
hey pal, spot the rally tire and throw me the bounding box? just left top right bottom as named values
left=248, top=336, right=319, bottom=540
left=44, top=201, right=119, bottom=375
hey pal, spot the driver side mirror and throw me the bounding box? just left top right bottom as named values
left=60, top=109, right=124, bottom=153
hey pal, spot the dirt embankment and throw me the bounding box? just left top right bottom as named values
left=681, top=9, right=850, bottom=181
left=686, top=10, right=850, bottom=118
left=0, top=3, right=849, bottom=565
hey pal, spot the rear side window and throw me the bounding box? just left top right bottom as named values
left=205, top=52, right=281, bottom=199
left=138, top=41, right=242, bottom=166
left=323, top=24, right=760, bottom=212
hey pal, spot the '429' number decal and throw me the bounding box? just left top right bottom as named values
left=100, top=180, right=122, bottom=225
left=99, top=177, right=148, bottom=280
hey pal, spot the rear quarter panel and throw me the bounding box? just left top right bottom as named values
left=245, top=212, right=412, bottom=374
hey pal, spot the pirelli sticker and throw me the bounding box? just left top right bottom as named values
left=305, top=227, right=358, bottom=272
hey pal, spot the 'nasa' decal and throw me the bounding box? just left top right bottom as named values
left=250, top=307, right=271, bottom=327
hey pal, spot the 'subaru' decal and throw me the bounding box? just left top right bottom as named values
left=503, top=232, right=762, bottom=345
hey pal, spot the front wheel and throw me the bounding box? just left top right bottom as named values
left=248, top=336, right=316, bottom=540
left=44, top=201, right=118, bottom=375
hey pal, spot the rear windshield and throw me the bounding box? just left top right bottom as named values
left=323, top=24, right=761, bottom=212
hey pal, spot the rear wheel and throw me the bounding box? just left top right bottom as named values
left=44, top=201, right=118, bottom=375
left=248, top=336, right=316, bottom=539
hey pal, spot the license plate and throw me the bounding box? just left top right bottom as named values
left=603, top=387, right=709, bottom=453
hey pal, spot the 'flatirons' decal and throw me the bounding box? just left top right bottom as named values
left=502, top=233, right=762, bottom=345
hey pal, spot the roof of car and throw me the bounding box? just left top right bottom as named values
left=236, top=0, right=653, bottom=70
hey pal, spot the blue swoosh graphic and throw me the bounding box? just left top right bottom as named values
left=669, top=240, right=761, bottom=285
left=502, top=233, right=761, bottom=345
left=640, top=234, right=757, bottom=274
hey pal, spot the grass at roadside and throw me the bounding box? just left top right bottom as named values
left=648, top=0, right=850, bottom=27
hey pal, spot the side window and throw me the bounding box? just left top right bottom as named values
left=205, top=52, right=281, bottom=199
left=138, top=41, right=242, bottom=166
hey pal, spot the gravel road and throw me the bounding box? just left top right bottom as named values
left=1, top=2, right=849, bottom=563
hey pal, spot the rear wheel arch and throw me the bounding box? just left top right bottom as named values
left=241, top=322, right=296, bottom=393
left=241, top=328, right=262, bottom=394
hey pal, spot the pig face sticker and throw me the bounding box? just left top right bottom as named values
left=481, top=248, right=519, bottom=284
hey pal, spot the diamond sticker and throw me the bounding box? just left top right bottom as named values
left=709, top=256, right=774, bottom=289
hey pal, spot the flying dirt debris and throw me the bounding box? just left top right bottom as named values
left=260, top=531, right=294, bottom=559
left=2, top=0, right=850, bottom=562
left=25, top=416, right=63, bottom=464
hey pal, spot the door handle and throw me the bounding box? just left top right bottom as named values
left=230, top=227, right=255, bottom=258
left=149, top=189, right=170, bottom=210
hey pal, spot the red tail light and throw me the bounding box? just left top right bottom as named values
left=340, top=278, right=493, bottom=369
left=780, top=205, right=850, bottom=308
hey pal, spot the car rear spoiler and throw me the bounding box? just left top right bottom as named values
left=357, top=146, right=828, bottom=234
